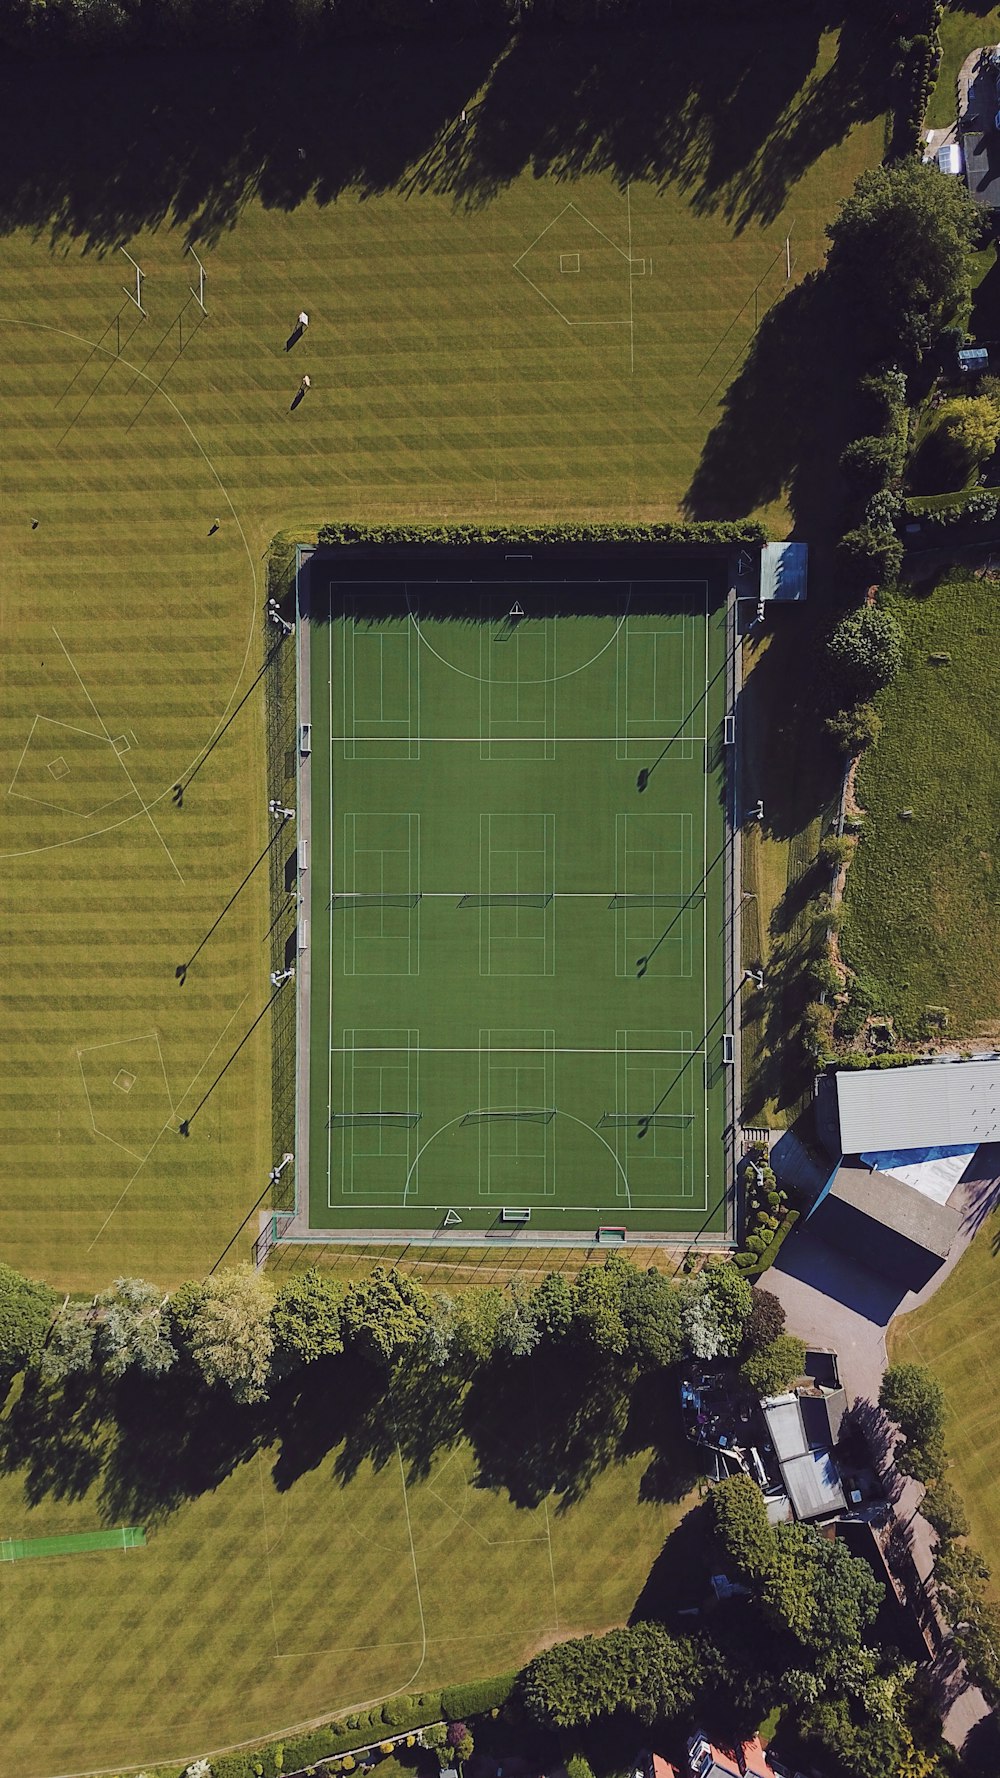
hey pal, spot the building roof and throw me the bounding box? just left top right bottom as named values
left=938, top=141, right=963, bottom=173
left=800, top=1386, right=848, bottom=1449
left=834, top=1057, right=1000, bottom=1153
left=823, top=1164, right=960, bottom=1260
left=760, top=1394, right=847, bottom=1521
left=687, top=1734, right=773, bottom=1778
left=759, top=541, right=808, bottom=602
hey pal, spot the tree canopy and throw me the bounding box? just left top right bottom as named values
left=709, top=1473, right=774, bottom=1580
left=740, top=1333, right=806, bottom=1398
left=827, top=606, right=905, bottom=702
left=0, top=1262, right=56, bottom=1379
left=93, top=1277, right=175, bottom=1379
left=172, top=1268, right=274, bottom=1404
left=826, top=161, right=981, bottom=361
left=341, top=1266, right=433, bottom=1367
left=271, top=1268, right=345, bottom=1369
left=680, top=1261, right=752, bottom=1359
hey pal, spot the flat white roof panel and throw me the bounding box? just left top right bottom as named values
left=835, top=1059, right=1000, bottom=1153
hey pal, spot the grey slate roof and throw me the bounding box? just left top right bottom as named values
left=826, top=1165, right=961, bottom=1261
left=834, top=1058, right=1000, bottom=1153
left=760, top=1393, right=847, bottom=1521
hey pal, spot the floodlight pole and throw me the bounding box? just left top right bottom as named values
left=187, top=245, right=207, bottom=315
left=120, top=248, right=146, bottom=317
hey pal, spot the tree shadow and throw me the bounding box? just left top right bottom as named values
left=0, top=1371, right=108, bottom=1507
left=463, top=1345, right=630, bottom=1512
left=620, top=1368, right=707, bottom=1505
left=629, top=1500, right=713, bottom=1623
left=0, top=9, right=895, bottom=252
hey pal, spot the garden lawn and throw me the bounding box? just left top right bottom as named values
left=928, top=5, right=1000, bottom=130
left=840, top=573, right=1000, bottom=1042
left=890, top=1223, right=1000, bottom=1592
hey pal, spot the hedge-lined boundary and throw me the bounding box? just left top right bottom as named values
left=740, top=1210, right=800, bottom=1280
left=315, top=521, right=769, bottom=548
left=902, top=488, right=1000, bottom=528
left=204, top=1671, right=518, bottom=1778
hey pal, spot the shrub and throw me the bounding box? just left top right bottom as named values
left=0, top=1263, right=58, bottom=1378
left=441, top=1673, right=517, bottom=1719
left=818, top=834, right=856, bottom=870
left=827, top=606, right=905, bottom=701
left=319, top=521, right=769, bottom=549
left=565, top=1756, right=595, bottom=1778
left=825, top=702, right=882, bottom=756
left=879, top=1363, right=946, bottom=1446
left=800, top=1000, right=835, bottom=1064
left=382, top=1697, right=414, bottom=1728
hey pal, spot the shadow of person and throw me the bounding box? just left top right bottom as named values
left=289, top=388, right=305, bottom=411
left=285, top=326, right=303, bottom=352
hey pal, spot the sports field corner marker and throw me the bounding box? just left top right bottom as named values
left=443, top=1208, right=462, bottom=1227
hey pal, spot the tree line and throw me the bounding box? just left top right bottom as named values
left=0, top=1252, right=802, bottom=1405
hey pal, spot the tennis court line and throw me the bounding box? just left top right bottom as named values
left=328, top=1046, right=707, bottom=1055
left=327, top=735, right=709, bottom=744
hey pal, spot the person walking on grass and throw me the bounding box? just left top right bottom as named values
left=297, top=312, right=309, bottom=331
left=299, top=375, right=311, bottom=396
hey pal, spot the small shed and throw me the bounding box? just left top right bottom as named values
left=758, top=541, right=808, bottom=602
left=958, top=345, right=990, bottom=374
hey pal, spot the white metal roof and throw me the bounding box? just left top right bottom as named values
left=938, top=142, right=962, bottom=174
left=759, top=541, right=808, bottom=601
left=835, top=1058, right=1000, bottom=1153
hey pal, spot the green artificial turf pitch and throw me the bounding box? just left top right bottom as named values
left=302, top=569, right=730, bottom=1238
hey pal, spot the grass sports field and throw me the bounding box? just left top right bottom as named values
left=299, top=556, right=732, bottom=1240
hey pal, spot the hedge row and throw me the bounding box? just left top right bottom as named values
left=902, top=488, right=1000, bottom=528
left=195, top=1672, right=518, bottom=1778
left=737, top=1210, right=800, bottom=1280
left=892, top=25, right=943, bottom=160
left=316, top=521, right=769, bottom=549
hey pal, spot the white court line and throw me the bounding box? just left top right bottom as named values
left=52, top=626, right=185, bottom=883
left=329, top=735, right=708, bottom=744
left=328, top=1046, right=706, bottom=1055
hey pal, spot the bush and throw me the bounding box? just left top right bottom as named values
left=800, top=1000, right=835, bottom=1064
left=382, top=1698, right=414, bottom=1728
left=0, top=1263, right=58, bottom=1378
left=880, top=1363, right=946, bottom=1446
left=565, top=1756, right=595, bottom=1778
left=818, top=834, right=856, bottom=871
left=743, top=1211, right=800, bottom=1279
left=745, top=1234, right=766, bottom=1255
left=441, top=1674, right=517, bottom=1719
left=827, top=606, right=905, bottom=701
left=825, top=702, right=882, bottom=756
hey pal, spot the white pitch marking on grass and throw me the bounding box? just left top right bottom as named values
left=0, top=314, right=259, bottom=863
left=542, top=1494, right=561, bottom=1635
left=326, top=735, right=708, bottom=743
left=406, top=603, right=631, bottom=688
left=256, top=1450, right=282, bottom=1660
left=52, top=625, right=185, bottom=883
left=626, top=180, right=635, bottom=375
left=86, top=991, right=251, bottom=1250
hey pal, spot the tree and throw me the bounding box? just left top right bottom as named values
left=827, top=606, right=905, bottom=702
left=710, top=1474, right=774, bottom=1580
left=450, top=1286, right=505, bottom=1367
left=954, top=1599, right=1000, bottom=1705
left=569, top=1259, right=628, bottom=1358
left=271, top=1268, right=344, bottom=1370
left=741, top=1333, right=806, bottom=1398
left=919, top=1479, right=969, bottom=1543
left=93, top=1276, right=175, bottom=1378
left=879, top=1364, right=946, bottom=1456
left=742, top=1286, right=786, bottom=1354
left=839, top=434, right=901, bottom=496
left=935, top=1542, right=990, bottom=1628
left=835, top=525, right=904, bottom=592
left=532, top=1271, right=573, bottom=1342
left=495, top=1284, right=541, bottom=1359
left=825, top=701, right=882, bottom=756
left=172, top=1268, right=274, bottom=1404
left=825, top=161, right=981, bottom=362
left=680, top=1261, right=752, bottom=1359
left=40, top=1306, right=95, bottom=1383
left=759, top=1521, right=883, bottom=1664
left=340, top=1266, right=432, bottom=1367
left=617, top=1263, right=681, bottom=1369
left=0, top=1262, right=57, bottom=1380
